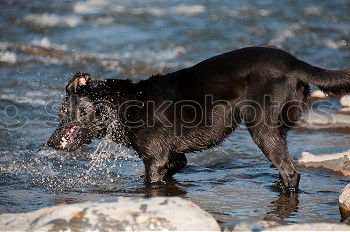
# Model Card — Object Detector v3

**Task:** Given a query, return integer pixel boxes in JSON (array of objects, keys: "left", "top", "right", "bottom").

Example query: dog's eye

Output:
[{"left": 60, "top": 107, "right": 68, "bottom": 116}]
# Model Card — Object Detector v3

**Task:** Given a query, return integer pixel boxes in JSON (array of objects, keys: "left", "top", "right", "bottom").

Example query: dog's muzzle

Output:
[{"left": 47, "top": 125, "right": 93, "bottom": 151}]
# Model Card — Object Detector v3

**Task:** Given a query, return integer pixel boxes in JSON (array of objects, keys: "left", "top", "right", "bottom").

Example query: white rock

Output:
[
  {"left": 0, "top": 197, "right": 220, "bottom": 231},
  {"left": 299, "top": 151, "right": 350, "bottom": 176},
  {"left": 264, "top": 223, "right": 350, "bottom": 231},
  {"left": 300, "top": 110, "right": 350, "bottom": 130},
  {"left": 310, "top": 90, "right": 327, "bottom": 100},
  {"left": 339, "top": 184, "right": 350, "bottom": 221},
  {"left": 341, "top": 95, "right": 350, "bottom": 107},
  {"left": 340, "top": 107, "right": 350, "bottom": 113},
  {"left": 299, "top": 151, "right": 350, "bottom": 163}
]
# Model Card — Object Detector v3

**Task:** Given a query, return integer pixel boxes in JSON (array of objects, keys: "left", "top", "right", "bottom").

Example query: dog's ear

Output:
[{"left": 66, "top": 72, "right": 92, "bottom": 94}]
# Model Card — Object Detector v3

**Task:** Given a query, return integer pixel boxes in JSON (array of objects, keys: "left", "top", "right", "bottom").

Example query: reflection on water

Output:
[
  {"left": 1, "top": 0, "right": 350, "bottom": 225},
  {"left": 265, "top": 193, "right": 299, "bottom": 223}
]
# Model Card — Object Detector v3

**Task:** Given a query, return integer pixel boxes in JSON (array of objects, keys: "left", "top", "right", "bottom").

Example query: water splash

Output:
[{"left": 0, "top": 139, "right": 141, "bottom": 192}]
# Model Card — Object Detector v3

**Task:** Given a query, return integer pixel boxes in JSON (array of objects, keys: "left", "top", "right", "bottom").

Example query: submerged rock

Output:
[
  {"left": 0, "top": 197, "right": 220, "bottom": 231},
  {"left": 340, "top": 184, "right": 350, "bottom": 221},
  {"left": 299, "top": 151, "right": 350, "bottom": 176}
]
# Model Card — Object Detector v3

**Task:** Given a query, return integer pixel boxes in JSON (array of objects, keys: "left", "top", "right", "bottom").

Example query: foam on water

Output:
[
  {"left": 74, "top": 0, "right": 110, "bottom": 14},
  {"left": 0, "top": 51, "right": 17, "bottom": 64},
  {"left": 24, "top": 13, "right": 82, "bottom": 28},
  {"left": 131, "top": 5, "right": 205, "bottom": 17},
  {"left": 74, "top": 0, "right": 205, "bottom": 17},
  {"left": 323, "top": 39, "right": 348, "bottom": 49},
  {"left": 1, "top": 89, "right": 63, "bottom": 106},
  {"left": 268, "top": 23, "right": 301, "bottom": 47},
  {"left": 0, "top": 42, "right": 17, "bottom": 64},
  {"left": 226, "top": 5, "right": 270, "bottom": 18},
  {"left": 169, "top": 4, "right": 206, "bottom": 15},
  {"left": 31, "top": 37, "right": 68, "bottom": 51},
  {"left": 132, "top": 7, "right": 166, "bottom": 17},
  {"left": 0, "top": 40, "right": 184, "bottom": 74}
]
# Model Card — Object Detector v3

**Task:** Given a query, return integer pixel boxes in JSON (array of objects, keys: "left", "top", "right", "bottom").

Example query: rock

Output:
[
  {"left": 300, "top": 110, "right": 350, "bottom": 131},
  {"left": 341, "top": 95, "right": 350, "bottom": 107},
  {"left": 0, "top": 197, "right": 220, "bottom": 231},
  {"left": 340, "top": 184, "right": 350, "bottom": 221},
  {"left": 265, "top": 223, "right": 350, "bottom": 231},
  {"left": 299, "top": 151, "right": 350, "bottom": 176},
  {"left": 340, "top": 107, "right": 350, "bottom": 113},
  {"left": 310, "top": 90, "right": 327, "bottom": 100},
  {"left": 225, "top": 221, "right": 350, "bottom": 232},
  {"left": 223, "top": 220, "right": 282, "bottom": 232}
]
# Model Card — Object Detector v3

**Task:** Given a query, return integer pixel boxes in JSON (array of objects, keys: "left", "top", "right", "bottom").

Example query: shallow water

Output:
[{"left": 1, "top": 0, "right": 350, "bottom": 226}]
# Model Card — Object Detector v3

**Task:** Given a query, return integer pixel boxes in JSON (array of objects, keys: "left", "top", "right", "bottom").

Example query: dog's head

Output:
[{"left": 47, "top": 72, "right": 114, "bottom": 151}]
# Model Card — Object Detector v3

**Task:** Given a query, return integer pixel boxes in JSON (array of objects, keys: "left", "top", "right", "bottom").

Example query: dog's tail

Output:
[{"left": 290, "top": 59, "right": 350, "bottom": 95}]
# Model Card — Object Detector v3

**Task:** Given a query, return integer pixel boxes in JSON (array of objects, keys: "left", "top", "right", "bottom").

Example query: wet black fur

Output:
[{"left": 48, "top": 46, "right": 350, "bottom": 191}]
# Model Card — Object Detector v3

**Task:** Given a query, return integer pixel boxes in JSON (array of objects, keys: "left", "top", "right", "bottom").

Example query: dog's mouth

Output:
[{"left": 47, "top": 125, "right": 93, "bottom": 152}]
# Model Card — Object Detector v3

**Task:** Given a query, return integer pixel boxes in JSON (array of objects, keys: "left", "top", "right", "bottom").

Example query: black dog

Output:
[{"left": 47, "top": 46, "right": 350, "bottom": 192}]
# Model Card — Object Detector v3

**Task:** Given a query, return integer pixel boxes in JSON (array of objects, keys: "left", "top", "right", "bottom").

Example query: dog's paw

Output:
[{"left": 273, "top": 180, "right": 299, "bottom": 194}]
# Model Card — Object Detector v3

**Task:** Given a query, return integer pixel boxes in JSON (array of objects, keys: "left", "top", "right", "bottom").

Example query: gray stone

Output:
[
  {"left": 225, "top": 221, "right": 350, "bottom": 232},
  {"left": 340, "top": 184, "right": 350, "bottom": 221},
  {"left": 223, "top": 220, "right": 282, "bottom": 232},
  {"left": 265, "top": 223, "right": 350, "bottom": 231},
  {"left": 0, "top": 197, "right": 220, "bottom": 231}
]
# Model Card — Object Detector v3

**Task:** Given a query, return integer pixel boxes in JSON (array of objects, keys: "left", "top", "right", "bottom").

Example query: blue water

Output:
[{"left": 0, "top": 0, "right": 350, "bottom": 226}]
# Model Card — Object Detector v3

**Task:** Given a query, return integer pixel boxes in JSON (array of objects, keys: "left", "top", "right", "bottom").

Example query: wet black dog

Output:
[{"left": 47, "top": 46, "right": 350, "bottom": 192}]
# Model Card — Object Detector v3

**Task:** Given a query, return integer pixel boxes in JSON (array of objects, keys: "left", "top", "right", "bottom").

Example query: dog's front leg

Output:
[{"left": 143, "top": 155, "right": 170, "bottom": 185}]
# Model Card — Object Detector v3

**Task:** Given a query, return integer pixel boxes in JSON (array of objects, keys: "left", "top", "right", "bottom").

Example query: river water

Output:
[{"left": 0, "top": 0, "right": 350, "bottom": 226}]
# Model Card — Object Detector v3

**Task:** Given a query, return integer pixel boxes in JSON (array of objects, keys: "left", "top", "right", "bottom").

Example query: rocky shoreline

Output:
[{"left": 1, "top": 190, "right": 350, "bottom": 231}]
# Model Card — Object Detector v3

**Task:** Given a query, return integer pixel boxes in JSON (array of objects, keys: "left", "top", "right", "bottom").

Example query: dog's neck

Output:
[
  {"left": 90, "top": 79, "right": 138, "bottom": 102},
  {"left": 89, "top": 79, "right": 142, "bottom": 144}
]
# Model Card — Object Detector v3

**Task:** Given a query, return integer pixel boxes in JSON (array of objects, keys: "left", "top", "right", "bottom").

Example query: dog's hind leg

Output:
[
  {"left": 164, "top": 153, "right": 187, "bottom": 180},
  {"left": 247, "top": 126, "right": 300, "bottom": 192}
]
